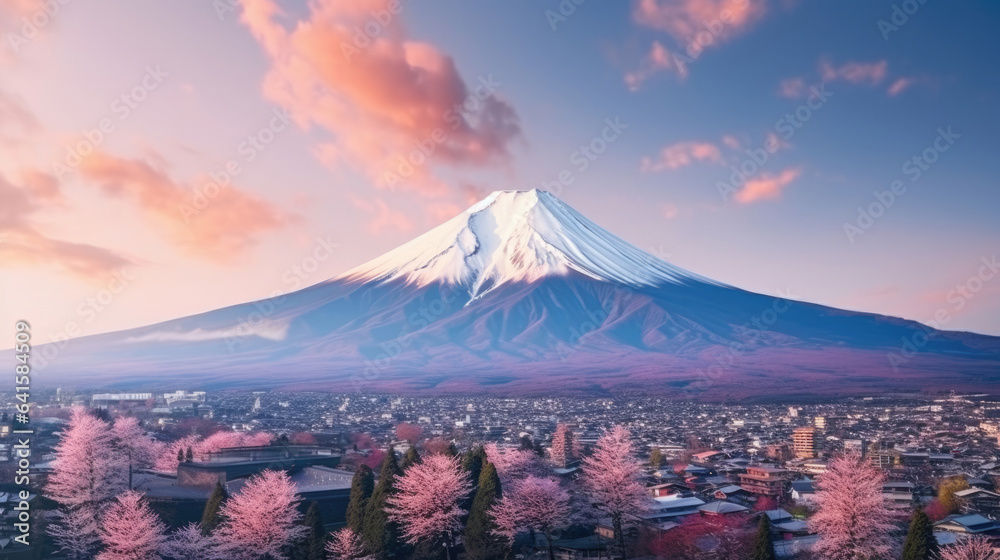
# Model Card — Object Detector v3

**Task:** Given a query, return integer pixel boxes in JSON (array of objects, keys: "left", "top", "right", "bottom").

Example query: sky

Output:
[{"left": 1, "top": 0, "right": 999, "bottom": 348}]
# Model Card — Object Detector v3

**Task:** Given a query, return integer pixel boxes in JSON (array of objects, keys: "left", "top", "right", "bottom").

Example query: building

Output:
[
  {"left": 813, "top": 416, "right": 826, "bottom": 431},
  {"left": 843, "top": 439, "right": 869, "bottom": 457},
  {"left": 739, "top": 466, "right": 791, "bottom": 497},
  {"left": 793, "top": 426, "right": 818, "bottom": 459},
  {"left": 92, "top": 393, "right": 153, "bottom": 408}
]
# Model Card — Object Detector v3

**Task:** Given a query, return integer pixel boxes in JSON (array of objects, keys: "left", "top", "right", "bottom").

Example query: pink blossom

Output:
[
  {"left": 940, "top": 536, "right": 998, "bottom": 560},
  {"left": 581, "top": 425, "right": 648, "bottom": 555},
  {"left": 111, "top": 416, "right": 160, "bottom": 489},
  {"left": 47, "top": 407, "right": 123, "bottom": 508},
  {"left": 809, "top": 452, "right": 898, "bottom": 560},
  {"left": 386, "top": 453, "right": 473, "bottom": 554},
  {"left": 484, "top": 443, "right": 544, "bottom": 485},
  {"left": 97, "top": 490, "right": 167, "bottom": 560},
  {"left": 491, "top": 475, "right": 572, "bottom": 560},
  {"left": 214, "top": 469, "right": 307, "bottom": 560},
  {"left": 326, "top": 527, "right": 371, "bottom": 560},
  {"left": 162, "top": 523, "right": 218, "bottom": 560}
]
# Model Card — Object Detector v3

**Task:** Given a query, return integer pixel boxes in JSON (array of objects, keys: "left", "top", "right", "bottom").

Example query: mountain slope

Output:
[{"left": 31, "top": 190, "right": 1000, "bottom": 399}]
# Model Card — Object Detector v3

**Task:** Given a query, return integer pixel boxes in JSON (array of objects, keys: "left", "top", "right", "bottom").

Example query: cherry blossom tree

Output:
[
  {"left": 48, "top": 407, "right": 123, "bottom": 507},
  {"left": 49, "top": 506, "right": 102, "bottom": 560},
  {"left": 97, "top": 490, "right": 167, "bottom": 560},
  {"left": 484, "top": 443, "right": 544, "bottom": 485},
  {"left": 112, "top": 416, "right": 160, "bottom": 489},
  {"left": 214, "top": 469, "right": 308, "bottom": 560},
  {"left": 396, "top": 422, "right": 423, "bottom": 443},
  {"left": 940, "top": 536, "right": 999, "bottom": 560},
  {"left": 156, "top": 434, "right": 201, "bottom": 473},
  {"left": 491, "top": 475, "right": 572, "bottom": 560},
  {"left": 386, "top": 453, "right": 473, "bottom": 560},
  {"left": 161, "top": 523, "right": 218, "bottom": 560},
  {"left": 809, "top": 452, "right": 898, "bottom": 560},
  {"left": 48, "top": 408, "right": 124, "bottom": 558},
  {"left": 549, "top": 424, "right": 575, "bottom": 468},
  {"left": 326, "top": 527, "right": 371, "bottom": 560},
  {"left": 581, "top": 425, "right": 649, "bottom": 558}
]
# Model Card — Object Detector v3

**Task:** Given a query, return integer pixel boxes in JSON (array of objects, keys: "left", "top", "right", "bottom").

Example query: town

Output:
[{"left": 0, "top": 389, "right": 998, "bottom": 558}]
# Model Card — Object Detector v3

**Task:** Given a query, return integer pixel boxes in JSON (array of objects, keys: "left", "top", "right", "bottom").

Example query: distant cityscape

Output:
[{"left": 4, "top": 389, "right": 1000, "bottom": 558}]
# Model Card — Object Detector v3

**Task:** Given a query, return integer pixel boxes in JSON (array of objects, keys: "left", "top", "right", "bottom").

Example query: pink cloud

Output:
[
  {"left": 641, "top": 140, "right": 722, "bottom": 172},
  {"left": 819, "top": 59, "right": 888, "bottom": 85},
  {"left": 625, "top": 41, "right": 687, "bottom": 89},
  {"left": 0, "top": 171, "right": 132, "bottom": 278},
  {"left": 734, "top": 167, "right": 801, "bottom": 204},
  {"left": 778, "top": 77, "right": 805, "bottom": 99},
  {"left": 887, "top": 77, "right": 913, "bottom": 96},
  {"left": 77, "top": 152, "right": 291, "bottom": 260},
  {"left": 633, "top": 0, "right": 767, "bottom": 42},
  {"left": 721, "top": 135, "right": 741, "bottom": 150},
  {"left": 238, "top": 0, "right": 521, "bottom": 196},
  {"left": 662, "top": 203, "right": 679, "bottom": 219}
]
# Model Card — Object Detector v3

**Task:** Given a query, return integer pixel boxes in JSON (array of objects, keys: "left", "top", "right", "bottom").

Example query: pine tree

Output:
[
  {"left": 446, "top": 442, "right": 459, "bottom": 457},
  {"left": 298, "top": 501, "right": 326, "bottom": 560},
  {"left": 402, "top": 446, "right": 421, "bottom": 470},
  {"left": 465, "top": 462, "right": 507, "bottom": 560},
  {"left": 346, "top": 465, "right": 375, "bottom": 532},
  {"left": 185, "top": 446, "right": 194, "bottom": 463},
  {"left": 201, "top": 482, "right": 228, "bottom": 535},
  {"left": 363, "top": 449, "right": 402, "bottom": 558},
  {"left": 751, "top": 514, "right": 776, "bottom": 560},
  {"left": 901, "top": 507, "right": 939, "bottom": 560},
  {"left": 177, "top": 448, "right": 185, "bottom": 463}
]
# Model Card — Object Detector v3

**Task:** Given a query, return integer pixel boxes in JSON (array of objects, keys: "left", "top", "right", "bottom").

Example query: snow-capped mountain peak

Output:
[{"left": 337, "top": 189, "right": 708, "bottom": 298}]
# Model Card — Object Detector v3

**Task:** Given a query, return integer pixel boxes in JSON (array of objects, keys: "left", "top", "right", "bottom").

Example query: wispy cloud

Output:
[
  {"left": 78, "top": 152, "right": 292, "bottom": 260},
  {"left": 641, "top": 140, "right": 722, "bottom": 171},
  {"left": 819, "top": 59, "right": 888, "bottom": 86},
  {"left": 632, "top": 0, "right": 767, "bottom": 41},
  {"left": 734, "top": 167, "right": 801, "bottom": 204},
  {"left": 0, "top": 171, "right": 133, "bottom": 278},
  {"left": 887, "top": 77, "right": 913, "bottom": 96},
  {"left": 349, "top": 195, "right": 414, "bottom": 234}
]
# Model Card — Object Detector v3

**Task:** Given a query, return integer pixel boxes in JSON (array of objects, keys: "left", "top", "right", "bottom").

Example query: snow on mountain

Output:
[
  {"left": 23, "top": 189, "right": 1000, "bottom": 399},
  {"left": 335, "top": 189, "right": 715, "bottom": 298}
]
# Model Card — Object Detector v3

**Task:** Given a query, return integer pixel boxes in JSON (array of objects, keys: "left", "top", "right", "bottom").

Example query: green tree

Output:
[
  {"left": 649, "top": 447, "right": 663, "bottom": 469},
  {"left": 296, "top": 501, "right": 326, "bottom": 560},
  {"left": 201, "top": 481, "right": 228, "bottom": 535},
  {"left": 402, "top": 446, "right": 421, "bottom": 470},
  {"left": 364, "top": 449, "right": 402, "bottom": 558},
  {"left": 185, "top": 446, "right": 194, "bottom": 463},
  {"left": 346, "top": 465, "right": 375, "bottom": 532},
  {"left": 901, "top": 508, "right": 939, "bottom": 560},
  {"left": 445, "top": 442, "right": 459, "bottom": 457},
  {"left": 751, "top": 514, "right": 776, "bottom": 560},
  {"left": 177, "top": 448, "right": 184, "bottom": 463},
  {"left": 465, "top": 462, "right": 507, "bottom": 560}
]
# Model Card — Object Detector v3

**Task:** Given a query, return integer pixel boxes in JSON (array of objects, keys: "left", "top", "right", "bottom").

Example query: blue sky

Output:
[{"left": 1, "top": 0, "right": 998, "bottom": 342}]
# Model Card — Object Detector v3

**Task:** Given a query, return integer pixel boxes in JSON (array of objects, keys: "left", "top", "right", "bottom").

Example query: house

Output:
[
  {"left": 760, "top": 509, "right": 795, "bottom": 524},
  {"left": 697, "top": 501, "right": 749, "bottom": 515},
  {"left": 739, "top": 466, "right": 791, "bottom": 497},
  {"left": 790, "top": 479, "right": 816, "bottom": 504},
  {"left": 935, "top": 514, "right": 1000, "bottom": 534},
  {"left": 692, "top": 450, "right": 726, "bottom": 463},
  {"left": 642, "top": 495, "right": 706, "bottom": 522},
  {"left": 955, "top": 488, "right": 1000, "bottom": 514},
  {"left": 713, "top": 485, "right": 751, "bottom": 503},
  {"left": 648, "top": 482, "right": 692, "bottom": 498},
  {"left": 774, "top": 520, "right": 811, "bottom": 537}
]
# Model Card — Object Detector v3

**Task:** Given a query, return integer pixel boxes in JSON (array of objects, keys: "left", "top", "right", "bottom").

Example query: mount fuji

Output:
[{"left": 32, "top": 190, "right": 1000, "bottom": 399}]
